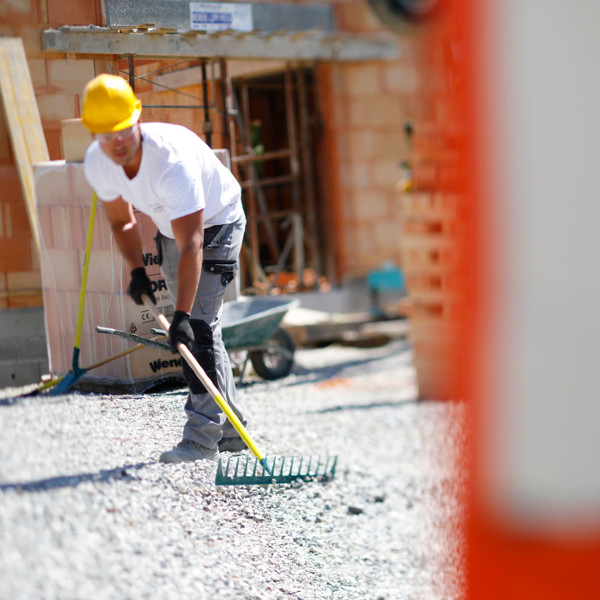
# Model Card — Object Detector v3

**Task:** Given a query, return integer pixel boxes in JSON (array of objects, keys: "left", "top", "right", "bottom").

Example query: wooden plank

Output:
[{"left": 0, "top": 38, "right": 49, "bottom": 257}]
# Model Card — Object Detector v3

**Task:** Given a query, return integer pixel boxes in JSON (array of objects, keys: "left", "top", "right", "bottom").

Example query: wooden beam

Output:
[{"left": 0, "top": 38, "right": 50, "bottom": 258}]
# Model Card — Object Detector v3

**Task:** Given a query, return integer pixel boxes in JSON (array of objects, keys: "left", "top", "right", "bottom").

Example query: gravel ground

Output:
[{"left": 0, "top": 339, "right": 465, "bottom": 600}]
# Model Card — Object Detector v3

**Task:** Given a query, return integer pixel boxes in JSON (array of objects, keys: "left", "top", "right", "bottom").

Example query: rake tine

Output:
[
  {"left": 314, "top": 456, "right": 322, "bottom": 477},
  {"left": 329, "top": 455, "right": 338, "bottom": 476},
  {"left": 215, "top": 453, "right": 339, "bottom": 485}
]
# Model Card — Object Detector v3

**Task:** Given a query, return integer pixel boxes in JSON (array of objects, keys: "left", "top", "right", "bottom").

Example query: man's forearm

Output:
[
  {"left": 112, "top": 224, "right": 145, "bottom": 271},
  {"left": 176, "top": 248, "right": 202, "bottom": 314}
]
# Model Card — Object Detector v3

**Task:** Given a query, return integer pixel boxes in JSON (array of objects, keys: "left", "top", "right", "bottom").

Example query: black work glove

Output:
[
  {"left": 127, "top": 267, "right": 156, "bottom": 305},
  {"left": 169, "top": 310, "right": 194, "bottom": 354}
]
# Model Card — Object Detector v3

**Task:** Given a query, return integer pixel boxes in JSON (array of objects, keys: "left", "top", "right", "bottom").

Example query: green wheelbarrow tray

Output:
[{"left": 221, "top": 296, "right": 299, "bottom": 381}]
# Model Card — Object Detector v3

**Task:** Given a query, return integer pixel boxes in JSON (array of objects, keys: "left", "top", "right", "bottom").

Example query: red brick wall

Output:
[
  {"left": 0, "top": 0, "right": 104, "bottom": 309},
  {"left": 0, "top": 0, "right": 448, "bottom": 300},
  {"left": 320, "top": 0, "right": 428, "bottom": 278}
]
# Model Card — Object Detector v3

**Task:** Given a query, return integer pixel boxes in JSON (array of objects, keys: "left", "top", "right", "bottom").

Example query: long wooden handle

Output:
[
  {"left": 144, "top": 299, "right": 266, "bottom": 462},
  {"left": 86, "top": 335, "right": 167, "bottom": 370}
]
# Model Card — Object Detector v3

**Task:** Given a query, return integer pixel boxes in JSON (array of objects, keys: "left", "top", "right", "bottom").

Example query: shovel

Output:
[
  {"left": 37, "top": 335, "right": 168, "bottom": 395},
  {"left": 143, "top": 297, "right": 337, "bottom": 486}
]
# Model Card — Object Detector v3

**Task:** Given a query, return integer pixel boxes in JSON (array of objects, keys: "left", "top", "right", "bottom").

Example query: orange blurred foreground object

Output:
[{"left": 453, "top": 0, "right": 600, "bottom": 597}]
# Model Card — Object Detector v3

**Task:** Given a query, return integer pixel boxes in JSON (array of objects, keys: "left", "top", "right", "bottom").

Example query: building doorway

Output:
[{"left": 230, "top": 67, "right": 330, "bottom": 294}]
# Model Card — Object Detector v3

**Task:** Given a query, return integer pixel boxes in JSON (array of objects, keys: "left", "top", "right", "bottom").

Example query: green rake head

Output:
[{"left": 215, "top": 455, "right": 338, "bottom": 486}]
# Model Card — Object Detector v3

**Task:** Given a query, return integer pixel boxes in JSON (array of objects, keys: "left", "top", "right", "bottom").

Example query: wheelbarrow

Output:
[
  {"left": 222, "top": 296, "right": 298, "bottom": 382},
  {"left": 96, "top": 296, "right": 298, "bottom": 383}
]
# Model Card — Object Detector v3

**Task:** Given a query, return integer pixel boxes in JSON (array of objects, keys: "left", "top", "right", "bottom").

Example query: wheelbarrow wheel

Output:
[{"left": 249, "top": 328, "right": 295, "bottom": 380}]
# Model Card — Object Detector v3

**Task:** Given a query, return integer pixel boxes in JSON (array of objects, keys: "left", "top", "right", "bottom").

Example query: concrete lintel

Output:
[{"left": 41, "top": 28, "right": 398, "bottom": 62}]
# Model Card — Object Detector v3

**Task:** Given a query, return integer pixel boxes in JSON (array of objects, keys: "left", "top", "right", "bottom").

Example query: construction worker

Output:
[{"left": 81, "top": 73, "right": 247, "bottom": 463}]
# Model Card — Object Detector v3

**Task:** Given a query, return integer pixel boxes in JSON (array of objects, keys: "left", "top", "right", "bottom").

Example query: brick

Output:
[
  {"left": 375, "top": 130, "right": 407, "bottom": 160},
  {"left": 14, "top": 24, "right": 46, "bottom": 59},
  {"left": 0, "top": 0, "right": 39, "bottom": 23},
  {"left": 347, "top": 131, "right": 377, "bottom": 161},
  {"left": 49, "top": 206, "right": 72, "bottom": 249},
  {"left": 47, "top": 59, "right": 95, "bottom": 94},
  {"left": 0, "top": 235, "right": 32, "bottom": 272},
  {"left": 351, "top": 190, "right": 388, "bottom": 220},
  {"left": 372, "top": 158, "right": 404, "bottom": 188},
  {"left": 37, "top": 94, "right": 77, "bottom": 124},
  {"left": 60, "top": 118, "right": 92, "bottom": 162},
  {"left": 372, "top": 219, "right": 403, "bottom": 251},
  {"left": 347, "top": 96, "right": 404, "bottom": 128},
  {"left": 34, "top": 162, "right": 70, "bottom": 206},
  {"left": 0, "top": 114, "right": 14, "bottom": 164},
  {"left": 343, "top": 64, "right": 381, "bottom": 96},
  {"left": 44, "top": 127, "right": 63, "bottom": 161},
  {"left": 27, "top": 58, "right": 47, "bottom": 92},
  {"left": 86, "top": 251, "right": 117, "bottom": 293},
  {"left": 6, "top": 269, "right": 42, "bottom": 292},
  {"left": 38, "top": 206, "right": 53, "bottom": 248},
  {"left": 344, "top": 162, "right": 369, "bottom": 190},
  {"left": 353, "top": 225, "right": 377, "bottom": 258},
  {"left": 47, "top": 0, "right": 98, "bottom": 26},
  {"left": 383, "top": 63, "right": 422, "bottom": 95},
  {"left": 41, "top": 248, "right": 80, "bottom": 291},
  {"left": 8, "top": 202, "right": 32, "bottom": 235},
  {"left": 1, "top": 180, "right": 24, "bottom": 208},
  {"left": 0, "top": 164, "right": 21, "bottom": 195},
  {"left": 69, "top": 163, "right": 94, "bottom": 202},
  {"left": 335, "top": 2, "right": 382, "bottom": 33}
]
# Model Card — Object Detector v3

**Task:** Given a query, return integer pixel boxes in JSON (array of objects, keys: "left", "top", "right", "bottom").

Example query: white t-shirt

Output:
[{"left": 83, "top": 122, "right": 243, "bottom": 239}]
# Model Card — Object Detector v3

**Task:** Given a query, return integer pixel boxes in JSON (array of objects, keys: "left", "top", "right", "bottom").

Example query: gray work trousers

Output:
[{"left": 158, "top": 214, "right": 247, "bottom": 448}]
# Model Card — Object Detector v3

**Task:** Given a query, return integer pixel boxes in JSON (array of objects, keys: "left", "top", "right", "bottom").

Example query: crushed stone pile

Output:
[{"left": 0, "top": 339, "right": 465, "bottom": 599}]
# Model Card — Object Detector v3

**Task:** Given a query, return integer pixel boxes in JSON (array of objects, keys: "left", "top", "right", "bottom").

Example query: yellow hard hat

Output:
[{"left": 81, "top": 74, "right": 142, "bottom": 134}]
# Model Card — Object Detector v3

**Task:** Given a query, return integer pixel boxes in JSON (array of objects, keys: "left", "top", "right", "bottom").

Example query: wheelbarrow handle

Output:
[{"left": 142, "top": 297, "right": 269, "bottom": 467}]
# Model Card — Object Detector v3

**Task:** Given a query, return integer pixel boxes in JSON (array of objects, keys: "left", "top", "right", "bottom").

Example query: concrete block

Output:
[{"left": 0, "top": 306, "right": 48, "bottom": 386}]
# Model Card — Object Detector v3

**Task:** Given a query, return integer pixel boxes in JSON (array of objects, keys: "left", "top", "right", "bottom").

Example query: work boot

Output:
[
  {"left": 159, "top": 439, "right": 218, "bottom": 464},
  {"left": 218, "top": 436, "right": 246, "bottom": 453}
]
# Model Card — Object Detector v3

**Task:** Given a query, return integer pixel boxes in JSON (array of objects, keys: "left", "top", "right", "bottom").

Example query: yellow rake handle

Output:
[
  {"left": 74, "top": 191, "right": 97, "bottom": 351},
  {"left": 144, "top": 299, "right": 266, "bottom": 463}
]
